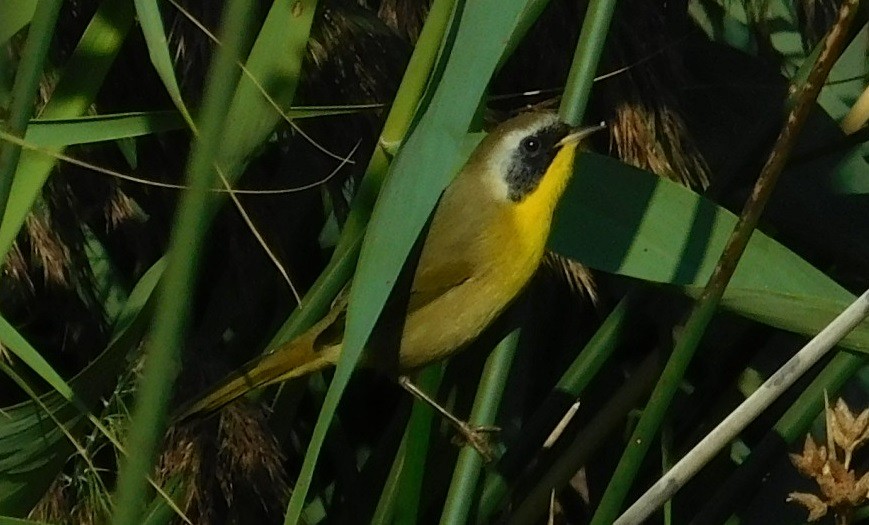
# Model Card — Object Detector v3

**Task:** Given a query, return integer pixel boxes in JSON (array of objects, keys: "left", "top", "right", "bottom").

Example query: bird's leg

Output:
[{"left": 398, "top": 375, "right": 500, "bottom": 462}]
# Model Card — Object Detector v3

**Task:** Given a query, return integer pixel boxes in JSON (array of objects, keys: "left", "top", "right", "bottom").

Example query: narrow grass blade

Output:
[
  {"left": 0, "top": 0, "right": 61, "bottom": 226},
  {"left": 23, "top": 111, "right": 184, "bottom": 147},
  {"left": 267, "top": 0, "right": 458, "bottom": 350},
  {"left": 477, "top": 294, "right": 638, "bottom": 520},
  {"left": 371, "top": 425, "right": 413, "bottom": 525},
  {"left": 110, "top": 1, "right": 255, "bottom": 522},
  {"left": 558, "top": 0, "right": 619, "bottom": 124},
  {"left": 215, "top": 0, "right": 317, "bottom": 185},
  {"left": 0, "top": 517, "right": 51, "bottom": 525},
  {"left": 133, "top": 0, "right": 194, "bottom": 124},
  {"left": 0, "top": 314, "right": 75, "bottom": 399},
  {"left": 507, "top": 351, "right": 665, "bottom": 525},
  {"left": 394, "top": 365, "right": 444, "bottom": 524},
  {"left": 0, "top": 258, "right": 163, "bottom": 515}
]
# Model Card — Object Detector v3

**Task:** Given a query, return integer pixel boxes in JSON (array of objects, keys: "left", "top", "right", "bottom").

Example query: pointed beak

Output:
[{"left": 556, "top": 122, "right": 606, "bottom": 148}]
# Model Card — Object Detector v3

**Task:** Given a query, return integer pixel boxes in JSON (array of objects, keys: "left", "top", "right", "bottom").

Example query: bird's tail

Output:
[{"left": 174, "top": 328, "right": 340, "bottom": 420}]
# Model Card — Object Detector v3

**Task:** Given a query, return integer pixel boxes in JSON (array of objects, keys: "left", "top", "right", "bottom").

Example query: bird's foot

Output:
[
  {"left": 398, "top": 375, "right": 501, "bottom": 463},
  {"left": 450, "top": 421, "right": 501, "bottom": 462}
]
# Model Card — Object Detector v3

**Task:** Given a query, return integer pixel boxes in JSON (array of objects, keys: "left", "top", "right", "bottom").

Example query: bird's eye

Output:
[{"left": 521, "top": 137, "right": 541, "bottom": 155}]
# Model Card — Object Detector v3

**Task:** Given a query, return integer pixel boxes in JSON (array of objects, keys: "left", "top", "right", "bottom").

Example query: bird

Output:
[{"left": 176, "top": 111, "right": 601, "bottom": 420}]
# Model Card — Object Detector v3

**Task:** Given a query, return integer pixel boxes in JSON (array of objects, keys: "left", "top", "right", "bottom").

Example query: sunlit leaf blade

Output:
[
  {"left": 0, "top": 0, "right": 135, "bottom": 265},
  {"left": 0, "top": 0, "right": 62, "bottom": 250},
  {"left": 24, "top": 111, "right": 185, "bottom": 147},
  {"left": 0, "top": 314, "right": 75, "bottom": 400},
  {"left": 266, "top": 0, "right": 458, "bottom": 352},
  {"left": 21, "top": 105, "right": 381, "bottom": 150},
  {"left": 550, "top": 152, "right": 867, "bottom": 350},
  {"left": 216, "top": 0, "right": 317, "bottom": 185}
]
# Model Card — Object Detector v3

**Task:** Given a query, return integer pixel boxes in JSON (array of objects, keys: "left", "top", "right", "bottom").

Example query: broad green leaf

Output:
[
  {"left": 550, "top": 152, "right": 867, "bottom": 351},
  {"left": 816, "top": 24, "right": 868, "bottom": 122}
]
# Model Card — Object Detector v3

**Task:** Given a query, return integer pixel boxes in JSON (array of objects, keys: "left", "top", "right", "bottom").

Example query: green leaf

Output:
[
  {"left": 24, "top": 111, "right": 185, "bottom": 147},
  {"left": 817, "top": 24, "right": 869, "bottom": 121},
  {"left": 216, "top": 0, "right": 317, "bottom": 185},
  {"left": 0, "top": 517, "right": 52, "bottom": 525},
  {"left": 0, "top": 0, "right": 135, "bottom": 266},
  {"left": 21, "top": 105, "right": 382, "bottom": 149},
  {"left": 133, "top": 0, "right": 194, "bottom": 124},
  {"left": 0, "top": 314, "right": 76, "bottom": 400},
  {"left": 550, "top": 152, "right": 867, "bottom": 350},
  {"left": 0, "top": 0, "right": 62, "bottom": 259}
]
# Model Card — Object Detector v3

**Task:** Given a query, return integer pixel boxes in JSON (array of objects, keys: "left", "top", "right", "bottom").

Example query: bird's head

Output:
[{"left": 463, "top": 112, "right": 603, "bottom": 206}]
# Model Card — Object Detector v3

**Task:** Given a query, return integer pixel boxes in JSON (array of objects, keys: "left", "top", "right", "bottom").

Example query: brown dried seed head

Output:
[
  {"left": 831, "top": 398, "right": 869, "bottom": 452},
  {"left": 790, "top": 435, "right": 827, "bottom": 477},
  {"left": 787, "top": 492, "right": 828, "bottom": 522}
]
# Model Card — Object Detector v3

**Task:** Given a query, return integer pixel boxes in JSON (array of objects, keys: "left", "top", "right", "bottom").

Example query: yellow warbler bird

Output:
[{"left": 178, "top": 111, "right": 599, "bottom": 418}]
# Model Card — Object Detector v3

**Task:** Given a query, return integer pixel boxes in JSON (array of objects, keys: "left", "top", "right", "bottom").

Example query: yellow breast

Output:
[{"left": 395, "top": 140, "right": 580, "bottom": 369}]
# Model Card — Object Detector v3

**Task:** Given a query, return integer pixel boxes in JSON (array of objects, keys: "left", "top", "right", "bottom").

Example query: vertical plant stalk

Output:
[
  {"left": 0, "top": 0, "right": 61, "bottom": 229},
  {"left": 559, "top": 0, "right": 619, "bottom": 125},
  {"left": 439, "top": 329, "right": 521, "bottom": 525},
  {"left": 110, "top": 1, "right": 255, "bottom": 524},
  {"left": 589, "top": 0, "right": 863, "bottom": 522}
]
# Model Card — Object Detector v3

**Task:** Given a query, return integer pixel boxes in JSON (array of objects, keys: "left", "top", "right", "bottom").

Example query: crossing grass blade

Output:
[
  {"left": 110, "top": 1, "right": 256, "bottom": 522},
  {"left": 133, "top": 0, "right": 194, "bottom": 125},
  {"left": 282, "top": 1, "right": 542, "bottom": 521}
]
